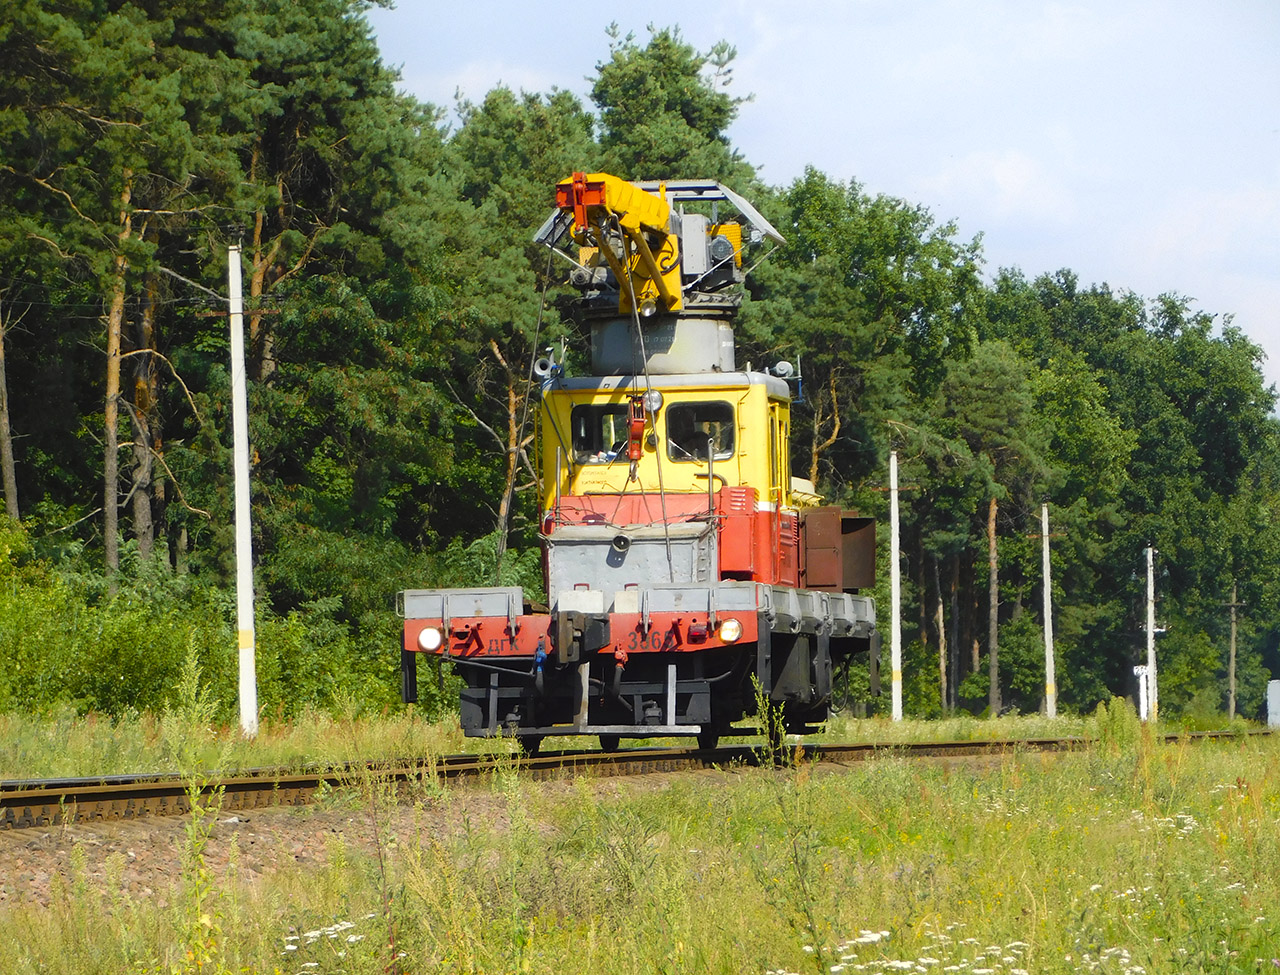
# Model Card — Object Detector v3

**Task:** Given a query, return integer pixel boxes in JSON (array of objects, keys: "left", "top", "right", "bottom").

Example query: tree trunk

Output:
[
  {"left": 948, "top": 555, "right": 960, "bottom": 710},
  {"left": 987, "top": 494, "right": 1000, "bottom": 715},
  {"left": 968, "top": 553, "right": 980, "bottom": 673},
  {"left": 490, "top": 340, "right": 523, "bottom": 575},
  {"left": 104, "top": 170, "right": 133, "bottom": 582},
  {"left": 249, "top": 198, "right": 277, "bottom": 382},
  {"left": 246, "top": 142, "right": 320, "bottom": 384},
  {"left": 129, "top": 270, "right": 159, "bottom": 559},
  {"left": 0, "top": 301, "right": 19, "bottom": 520},
  {"left": 248, "top": 144, "right": 285, "bottom": 382},
  {"left": 1223, "top": 578, "right": 1233, "bottom": 721},
  {"left": 915, "top": 538, "right": 928, "bottom": 645},
  {"left": 104, "top": 265, "right": 125, "bottom": 579},
  {"left": 933, "top": 557, "right": 947, "bottom": 712},
  {"left": 808, "top": 372, "right": 841, "bottom": 485},
  {"left": 492, "top": 369, "right": 519, "bottom": 571}
]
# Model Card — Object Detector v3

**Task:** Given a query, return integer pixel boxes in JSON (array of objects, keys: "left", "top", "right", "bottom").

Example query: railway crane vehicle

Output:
[{"left": 398, "top": 172, "right": 880, "bottom": 751}]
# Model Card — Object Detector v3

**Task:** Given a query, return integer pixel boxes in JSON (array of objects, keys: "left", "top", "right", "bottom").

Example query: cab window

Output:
[
  {"left": 666, "top": 401, "right": 734, "bottom": 461},
  {"left": 571, "top": 404, "right": 629, "bottom": 464}
]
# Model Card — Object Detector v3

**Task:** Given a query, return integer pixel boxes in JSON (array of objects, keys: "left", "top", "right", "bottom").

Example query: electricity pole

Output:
[
  {"left": 1145, "top": 545, "right": 1158, "bottom": 722},
  {"left": 889, "top": 450, "right": 902, "bottom": 722},
  {"left": 1225, "top": 582, "right": 1244, "bottom": 720},
  {"left": 229, "top": 245, "right": 258, "bottom": 737},
  {"left": 1041, "top": 503, "right": 1056, "bottom": 718}
]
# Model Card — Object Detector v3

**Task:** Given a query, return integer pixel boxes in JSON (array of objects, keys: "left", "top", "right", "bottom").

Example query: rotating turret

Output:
[{"left": 534, "top": 173, "right": 786, "bottom": 376}]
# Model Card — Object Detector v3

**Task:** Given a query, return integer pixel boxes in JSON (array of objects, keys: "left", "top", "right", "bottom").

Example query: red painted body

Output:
[{"left": 404, "top": 609, "right": 758, "bottom": 659}]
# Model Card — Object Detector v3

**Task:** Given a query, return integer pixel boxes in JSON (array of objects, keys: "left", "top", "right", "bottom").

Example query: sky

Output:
[{"left": 364, "top": 0, "right": 1280, "bottom": 390}]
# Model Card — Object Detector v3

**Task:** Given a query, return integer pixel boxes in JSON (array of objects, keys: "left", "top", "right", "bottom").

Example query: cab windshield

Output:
[
  {"left": 571, "top": 404, "right": 629, "bottom": 464},
  {"left": 666, "top": 401, "right": 734, "bottom": 461}
]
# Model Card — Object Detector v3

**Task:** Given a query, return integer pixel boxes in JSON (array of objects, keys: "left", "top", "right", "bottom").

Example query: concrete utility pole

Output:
[
  {"left": 889, "top": 450, "right": 902, "bottom": 722},
  {"left": 229, "top": 245, "right": 258, "bottom": 737},
  {"left": 1145, "top": 545, "right": 1158, "bottom": 722},
  {"left": 1226, "top": 581, "right": 1243, "bottom": 720},
  {"left": 987, "top": 496, "right": 999, "bottom": 716},
  {"left": 1134, "top": 664, "right": 1150, "bottom": 720},
  {"left": 1041, "top": 503, "right": 1056, "bottom": 719}
]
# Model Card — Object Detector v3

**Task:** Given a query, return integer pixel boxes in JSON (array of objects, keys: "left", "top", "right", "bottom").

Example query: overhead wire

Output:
[{"left": 608, "top": 211, "right": 675, "bottom": 582}]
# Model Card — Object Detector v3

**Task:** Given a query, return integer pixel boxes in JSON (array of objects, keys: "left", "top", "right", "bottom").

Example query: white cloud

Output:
[
  {"left": 1140, "top": 182, "right": 1280, "bottom": 275},
  {"left": 919, "top": 148, "right": 1078, "bottom": 223}
]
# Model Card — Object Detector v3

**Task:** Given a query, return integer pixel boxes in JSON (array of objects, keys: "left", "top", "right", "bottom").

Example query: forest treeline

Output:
[{"left": 1, "top": 2, "right": 1276, "bottom": 722}]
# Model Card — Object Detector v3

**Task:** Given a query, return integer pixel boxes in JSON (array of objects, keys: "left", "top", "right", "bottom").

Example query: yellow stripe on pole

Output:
[
  {"left": 892, "top": 670, "right": 903, "bottom": 682},
  {"left": 238, "top": 629, "right": 254, "bottom": 650}
]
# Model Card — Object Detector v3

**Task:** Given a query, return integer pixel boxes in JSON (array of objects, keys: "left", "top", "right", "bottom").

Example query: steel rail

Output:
[{"left": 1, "top": 729, "right": 1269, "bottom": 831}]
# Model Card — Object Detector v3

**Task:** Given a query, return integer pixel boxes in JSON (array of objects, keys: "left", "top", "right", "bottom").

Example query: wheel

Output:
[
  {"left": 517, "top": 735, "right": 544, "bottom": 756},
  {"left": 696, "top": 729, "right": 720, "bottom": 750},
  {"left": 598, "top": 734, "right": 621, "bottom": 752}
]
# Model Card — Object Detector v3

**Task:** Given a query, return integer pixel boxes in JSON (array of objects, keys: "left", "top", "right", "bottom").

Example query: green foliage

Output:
[
  {"left": 592, "top": 24, "right": 751, "bottom": 183},
  {"left": 1092, "top": 695, "right": 1141, "bottom": 754},
  {"left": 995, "top": 614, "right": 1048, "bottom": 712},
  {"left": 426, "top": 532, "right": 545, "bottom": 602},
  {"left": 0, "top": 521, "right": 432, "bottom": 720}
]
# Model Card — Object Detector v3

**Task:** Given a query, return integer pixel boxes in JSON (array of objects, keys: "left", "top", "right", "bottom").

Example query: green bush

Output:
[
  {"left": 0, "top": 521, "right": 422, "bottom": 721},
  {"left": 1091, "top": 695, "right": 1141, "bottom": 753}
]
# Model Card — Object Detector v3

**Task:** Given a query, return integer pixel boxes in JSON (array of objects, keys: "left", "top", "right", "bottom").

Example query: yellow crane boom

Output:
[{"left": 555, "top": 171, "right": 683, "bottom": 315}]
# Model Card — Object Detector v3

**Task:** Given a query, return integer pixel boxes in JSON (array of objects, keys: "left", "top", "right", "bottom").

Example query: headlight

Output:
[
  {"left": 417, "top": 626, "right": 444, "bottom": 652},
  {"left": 642, "top": 388, "right": 663, "bottom": 413},
  {"left": 718, "top": 618, "right": 743, "bottom": 643}
]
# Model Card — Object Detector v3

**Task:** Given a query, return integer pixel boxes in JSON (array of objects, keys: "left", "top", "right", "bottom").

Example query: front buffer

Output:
[{"left": 399, "top": 582, "right": 877, "bottom": 751}]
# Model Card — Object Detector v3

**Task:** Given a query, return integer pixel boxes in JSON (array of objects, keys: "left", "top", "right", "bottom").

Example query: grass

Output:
[
  {"left": 0, "top": 708, "right": 1250, "bottom": 780},
  {"left": 0, "top": 708, "right": 1079, "bottom": 780},
  {"left": 2, "top": 696, "right": 1248, "bottom": 781},
  {"left": 1, "top": 704, "right": 1278, "bottom": 973},
  {"left": 0, "top": 706, "right": 471, "bottom": 780}
]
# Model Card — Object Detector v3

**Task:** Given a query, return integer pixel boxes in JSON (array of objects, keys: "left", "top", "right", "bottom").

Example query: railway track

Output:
[{"left": 1, "top": 729, "right": 1268, "bottom": 831}]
